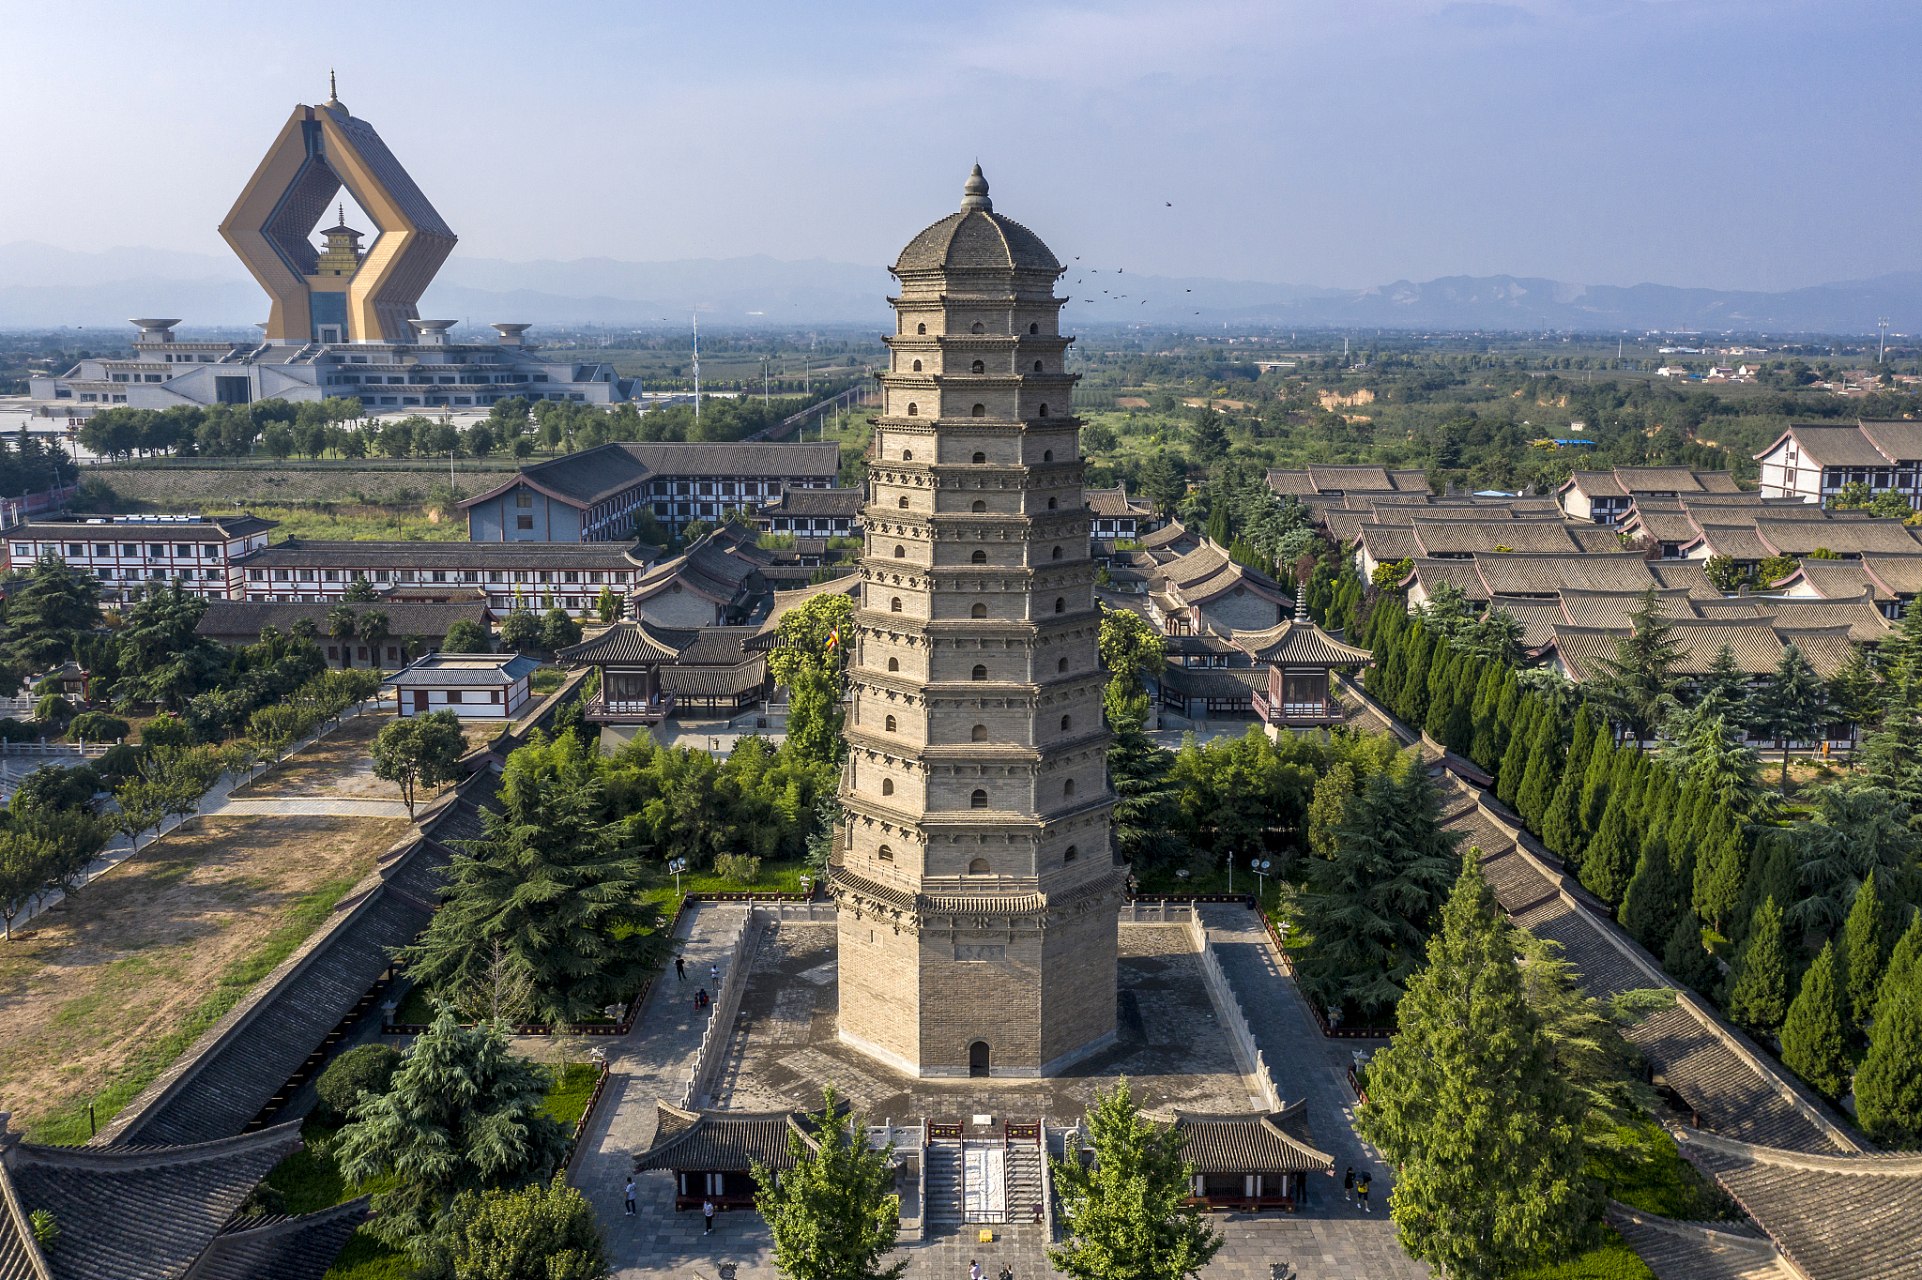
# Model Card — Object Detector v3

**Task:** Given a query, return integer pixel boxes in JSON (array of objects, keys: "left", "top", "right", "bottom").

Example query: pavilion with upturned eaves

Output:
[{"left": 1231, "top": 594, "right": 1373, "bottom": 734}]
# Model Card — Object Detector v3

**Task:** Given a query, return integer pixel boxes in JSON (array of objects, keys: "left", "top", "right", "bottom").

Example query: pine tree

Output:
[
  {"left": 1875, "top": 912, "right": 1922, "bottom": 1023},
  {"left": 1620, "top": 830, "right": 1679, "bottom": 951},
  {"left": 1296, "top": 755, "right": 1462, "bottom": 1019},
  {"left": 1442, "top": 663, "right": 1477, "bottom": 755},
  {"left": 1515, "top": 712, "right": 1563, "bottom": 832},
  {"left": 1731, "top": 840, "right": 1797, "bottom": 951},
  {"left": 1662, "top": 911, "right": 1721, "bottom": 994},
  {"left": 1842, "top": 871, "right": 1888, "bottom": 1028},
  {"left": 1048, "top": 1078, "right": 1223, "bottom": 1280},
  {"left": 1496, "top": 696, "right": 1537, "bottom": 810},
  {"left": 1753, "top": 642, "right": 1828, "bottom": 791},
  {"left": 1401, "top": 627, "right": 1435, "bottom": 727},
  {"left": 1590, "top": 587, "right": 1687, "bottom": 741},
  {"left": 1855, "top": 970, "right": 1922, "bottom": 1147},
  {"left": 1725, "top": 896, "right": 1790, "bottom": 1036},
  {"left": 1110, "top": 720, "right": 1188, "bottom": 871},
  {"left": 1356, "top": 854, "right": 1597, "bottom": 1279},
  {"left": 1692, "top": 805, "right": 1747, "bottom": 933},
  {"left": 1582, "top": 793, "right": 1637, "bottom": 907},
  {"left": 1491, "top": 668, "right": 1521, "bottom": 761},
  {"left": 1541, "top": 705, "right": 1596, "bottom": 863},
  {"left": 1468, "top": 662, "right": 1503, "bottom": 770},
  {"left": 1780, "top": 940, "right": 1853, "bottom": 1101},
  {"left": 335, "top": 1006, "right": 572, "bottom": 1263}
]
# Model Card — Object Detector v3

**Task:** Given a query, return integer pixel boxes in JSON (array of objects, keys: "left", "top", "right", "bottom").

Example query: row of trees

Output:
[{"left": 1352, "top": 578, "right": 1922, "bottom": 1143}]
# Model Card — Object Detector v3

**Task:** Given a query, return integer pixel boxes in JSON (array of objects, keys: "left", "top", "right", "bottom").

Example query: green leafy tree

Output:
[
  {"left": 1876, "top": 912, "right": 1922, "bottom": 1024},
  {"left": 752, "top": 1085, "right": 905, "bottom": 1280},
  {"left": 1580, "top": 790, "right": 1637, "bottom": 907},
  {"left": 1514, "top": 709, "right": 1562, "bottom": 832},
  {"left": 1752, "top": 642, "right": 1827, "bottom": 790},
  {"left": 344, "top": 575, "right": 378, "bottom": 602},
  {"left": 499, "top": 609, "right": 539, "bottom": 652},
  {"left": 315, "top": 1043, "right": 403, "bottom": 1124},
  {"left": 1662, "top": 911, "right": 1721, "bottom": 993},
  {"left": 1826, "top": 644, "right": 1882, "bottom": 741},
  {"left": 1725, "top": 896, "right": 1790, "bottom": 1035},
  {"left": 1540, "top": 704, "right": 1595, "bottom": 861},
  {"left": 1099, "top": 607, "right": 1165, "bottom": 705},
  {"left": 539, "top": 608, "right": 581, "bottom": 651},
  {"left": 1855, "top": 969, "right": 1922, "bottom": 1146},
  {"left": 110, "top": 584, "right": 227, "bottom": 710},
  {"left": 437, "top": 1176, "right": 610, "bottom": 1280},
  {"left": 1358, "top": 853, "right": 1597, "bottom": 1279},
  {"left": 1780, "top": 939, "right": 1852, "bottom": 1101},
  {"left": 335, "top": 1006, "right": 570, "bottom": 1265},
  {"left": 1048, "top": 1077, "right": 1222, "bottom": 1280},
  {"left": 328, "top": 604, "right": 359, "bottom": 668},
  {"left": 1620, "top": 831, "right": 1681, "bottom": 951},
  {"left": 372, "top": 710, "right": 468, "bottom": 816},
  {"left": 396, "top": 731, "right": 662, "bottom": 1025},
  {"left": 1296, "top": 752, "right": 1461, "bottom": 1019},
  {"left": 357, "top": 609, "right": 391, "bottom": 669},
  {"left": 1109, "top": 712, "right": 1186, "bottom": 871},
  {"left": 442, "top": 619, "right": 491, "bottom": 654},
  {"left": 595, "top": 585, "right": 620, "bottom": 624},
  {"left": 1789, "top": 785, "right": 1917, "bottom": 934},
  {"left": 1691, "top": 806, "right": 1747, "bottom": 933},
  {"left": 0, "top": 833, "right": 55, "bottom": 940}
]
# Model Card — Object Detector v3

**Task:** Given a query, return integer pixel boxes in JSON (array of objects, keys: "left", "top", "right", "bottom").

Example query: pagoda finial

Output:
[
  {"left": 325, "top": 70, "right": 347, "bottom": 114},
  {"left": 960, "top": 163, "right": 992, "bottom": 213},
  {"left": 337, "top": 202, "right": 345, "bottom": 226}
]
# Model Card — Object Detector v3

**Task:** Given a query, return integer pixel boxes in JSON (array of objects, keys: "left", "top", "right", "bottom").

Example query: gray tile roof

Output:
[
  {"left": 1680, "top": 1132, "right": 1922, "bottom": 1280},
  {"left": 1138, "top": 521, "right": 1196, "bottom": 550},
  {"left": 760, "top": 487, "right": 863, "bottom": 518},
  {"left": 1473, "top": 552, "right": 1655, "bottom": 596},
  {"left": 1756, "top": 518, "right": 1922, "bottom": 558},
  {"left": 557, "top": 620, "right": 686, "bottom": 665},
  {"left": 181, "top": 1198, "right": 370, "bottom": 1280},
  {"left": 633, "top": 1102, "right": 818, "bottom": 1173},
  {"left": 1085, "top": 485, "right": 1152, "bottom": 518},
  {"left": 1151, "top": 1103, "right": 1332, "bottom": 1174},
  {"left": 460, "top": 442, "right": 842, "bottom": 510},
  {"left": 1407, "top": 557, "right": 1491, "bottom": 602},
  {"left": 1410, "top": 519, "right": 1577, "bottom": 557},
  {"left": 1484, "top": 595, "right": 1567, "bottom": 650},
  {"left": 1645, "top": 560, "right": 1724, "bottom": 598},
  {"left": 22, "top": 514, "right": 277, "bottom": 539},
  {"left": 384, "top": 653, "right": 540, "bottom": 688},
  {"left": 1230, "top": 618, "right": 1373, "bottom": 667},
  {"left": 894, "top": 207, "right": 1061, "bottom": 273},
  {"left": 1854, "top": 418, "right": 1922, "bottom": 464},
  {"left": 2, "top": 1122, "right": 304, "bottom": 1280},
  {"left": 1771, "top": 424, "right": 1893, "bottom": 468}
]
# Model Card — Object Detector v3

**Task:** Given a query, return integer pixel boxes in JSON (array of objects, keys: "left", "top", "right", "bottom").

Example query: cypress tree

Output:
[
  {"left": 1583, "top": 791, "right": 1637, "bottom": 906},
  {"left": 1855, "top": 969, "right": 1922, "bottom": 1146},
  {"left": 1669, "top": 787, "right": 1709, "bottom": 863},
  {"left": 1725, "top": 896, "right": 1790, "bottom": 1035},
  {"left": 1662, "top": 911, "right": 1721, "bottom": 993},
  {"left": 1620, "top": 829, "right": 1679, "bottom": 950},
  {"left": 1515, "top": 711, "right": 1563, "bottom": 832},
  {"left": 1496, "top": 696, "right": 1537, "bottom": 810},
  {"left": 1780, "top": 939, "right": 1853, "bottom": 1102},
  {"left": 1875, "top": 911, "right": 1922, "bottom": 1024},
  {"left": 1842, "top": 871, "right": 1888, "bottom": 1028},
  {"left": 1541, "top": 705, "right": 1596, "bottom": 863},
  {"left": 1355, "top": 853, "right": 1596, "bottom": 1277},
  {"left": 1442, "top": 658, "right": 1478, "bottom": 755},
  {"left": 1468, "top": 662, "right": 1504, "bottom": 770},
  {"left": 1577, "top": 723, "right": 1616, "bottom": 845},
  {"left": 1490, "top": 668, "right": 1520, "bottom": 761},
  {"left": 1692, "top": 805, "right": 1746, "bottom": 934},
  {"left": 1402, "top": 628, "right": 1434, "bottom": 727},
  {"left": 1424, "top": 646, "right": 1458, "bottom": 740},
  {"left": 1731, "top": 839, "right": 1797, "bottom": 951},
  {"left": 1369, "top": 625, "right": 1403, "bottom": 703}
]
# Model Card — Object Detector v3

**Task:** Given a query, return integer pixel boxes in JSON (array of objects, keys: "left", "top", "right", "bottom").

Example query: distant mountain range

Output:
[{"left": 0, "top": 240, "right": 1913, "bottom": 335}]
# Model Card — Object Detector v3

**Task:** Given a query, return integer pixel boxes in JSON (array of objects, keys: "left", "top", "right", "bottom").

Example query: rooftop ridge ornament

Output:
[{"left": 959, "top": 163, "right": 992, "bottom": 213}]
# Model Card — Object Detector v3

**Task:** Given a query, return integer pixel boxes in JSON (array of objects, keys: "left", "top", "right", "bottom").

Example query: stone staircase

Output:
[
  {"left": 1607, "top": 1204, "right": 1795, "bottom": 1280},
  {"left": 1005, "top": 1144, "right": 1044, "bottom": 1226},
  {"left": 925, "top": 1143, "right": 963, "bottom": 1226}
]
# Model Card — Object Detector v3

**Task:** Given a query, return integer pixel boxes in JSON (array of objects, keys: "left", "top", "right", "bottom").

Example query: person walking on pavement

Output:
[
  {"left": 675, "top": 956, "right": 685, "bottom": 981},
  {"left": 1343, "top": 1166, "right": 1354, "bottom": 1202},
  {"left": 969, "top": 1262, "right": 982, "bottom": 1280},
  {"left": 1357, "top": 1170, "right": 1372, "bottom": 1213},
  {"left": 703, "top": 1198, "right": 716, "bottom": 1235},
  {"left": 623, "top": 1177, "right": 636, "bottom": 1216},
  {"left": 710, "top": 962, "right": 719, "bottom": 984}
]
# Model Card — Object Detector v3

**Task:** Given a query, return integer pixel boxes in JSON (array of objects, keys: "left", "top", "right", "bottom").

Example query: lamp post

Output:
[
  {"left": 1254, "top": 858, "right": 1272, "bottom": 907},
  {"left": 669, "top": 856, "right": 687, "bottom": 898},
  {"left": 1227, "top": 853, "right": 1234, "bottom": 895}
]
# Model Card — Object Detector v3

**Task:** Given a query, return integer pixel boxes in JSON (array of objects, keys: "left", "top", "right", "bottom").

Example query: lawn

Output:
[
  {"left": 191, "top": 501, "right": 467, "bottom": 542},
  {"left": 640, "top": 857, "right": 811, "bottom": 920},
  {"left": 1517, "top": 1231, "right": 1655, "bottom": 1280},
  {"left": 1587, "top": 1121, "right": 1741, "bottom": 1221},
  {"left": 0, "top": 815, "right": 409, "bottom": 1142}
]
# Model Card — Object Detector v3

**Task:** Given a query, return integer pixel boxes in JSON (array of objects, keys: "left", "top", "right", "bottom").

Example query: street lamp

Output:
[
  {"left": 1253, "top": 858, "right": 1272, "bottom": 906},
  {"left": 1227, "top": 853, "right": 1234, "bottom": 895},
  {"left": 669, "top": 856, "right": 688, "bottom": 897}
]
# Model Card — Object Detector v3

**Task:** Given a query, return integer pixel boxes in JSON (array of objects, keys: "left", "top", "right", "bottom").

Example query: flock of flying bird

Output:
[{"left": 1070, "top": 204, "right": 1202, "bottom": 313}]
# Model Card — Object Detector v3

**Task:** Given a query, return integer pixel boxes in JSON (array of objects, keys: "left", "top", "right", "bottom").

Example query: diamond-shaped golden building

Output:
[{"left": 219, "top": 78, "right": 456, "bottom": 345}]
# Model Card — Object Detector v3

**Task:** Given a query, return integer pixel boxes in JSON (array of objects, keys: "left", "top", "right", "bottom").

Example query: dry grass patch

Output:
[
  {"left": 0, "top": 815, "right": 411, "bottom": 1140},
  {"left": 232, "top": 712, "right": 493, "bottom": 801}
]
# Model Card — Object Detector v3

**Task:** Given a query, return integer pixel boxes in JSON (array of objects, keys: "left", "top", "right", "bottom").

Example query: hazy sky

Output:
[{"left": 8, "top": 0, "right": 1917, "bottom": 293}]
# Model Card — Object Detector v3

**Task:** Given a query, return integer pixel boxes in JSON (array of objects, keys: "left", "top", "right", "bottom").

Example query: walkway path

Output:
[
  {"left": 1199, "top": 902, "right": 1431, "bottom": 1280},
  {"left": 202, "top": 796, "right": 413, "bottom": 817}
]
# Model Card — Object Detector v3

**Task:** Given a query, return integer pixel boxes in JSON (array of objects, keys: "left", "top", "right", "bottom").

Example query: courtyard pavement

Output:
[{"left": 571, "top": 901, "right": 1435, "bottom": 1280}]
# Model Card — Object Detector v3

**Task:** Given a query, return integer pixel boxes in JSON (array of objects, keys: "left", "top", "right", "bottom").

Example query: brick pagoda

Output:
[{"left": 829, "top": 166, "right": 1125, "bottom": 1079}]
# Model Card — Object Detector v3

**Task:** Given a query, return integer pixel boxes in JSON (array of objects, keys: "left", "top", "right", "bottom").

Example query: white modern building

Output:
[
  {"left": 5, "top": 514, "right": 277, "bottom": 601},
  {"left": 386, "top": 652, "right": 539, "bottom": 719}
]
